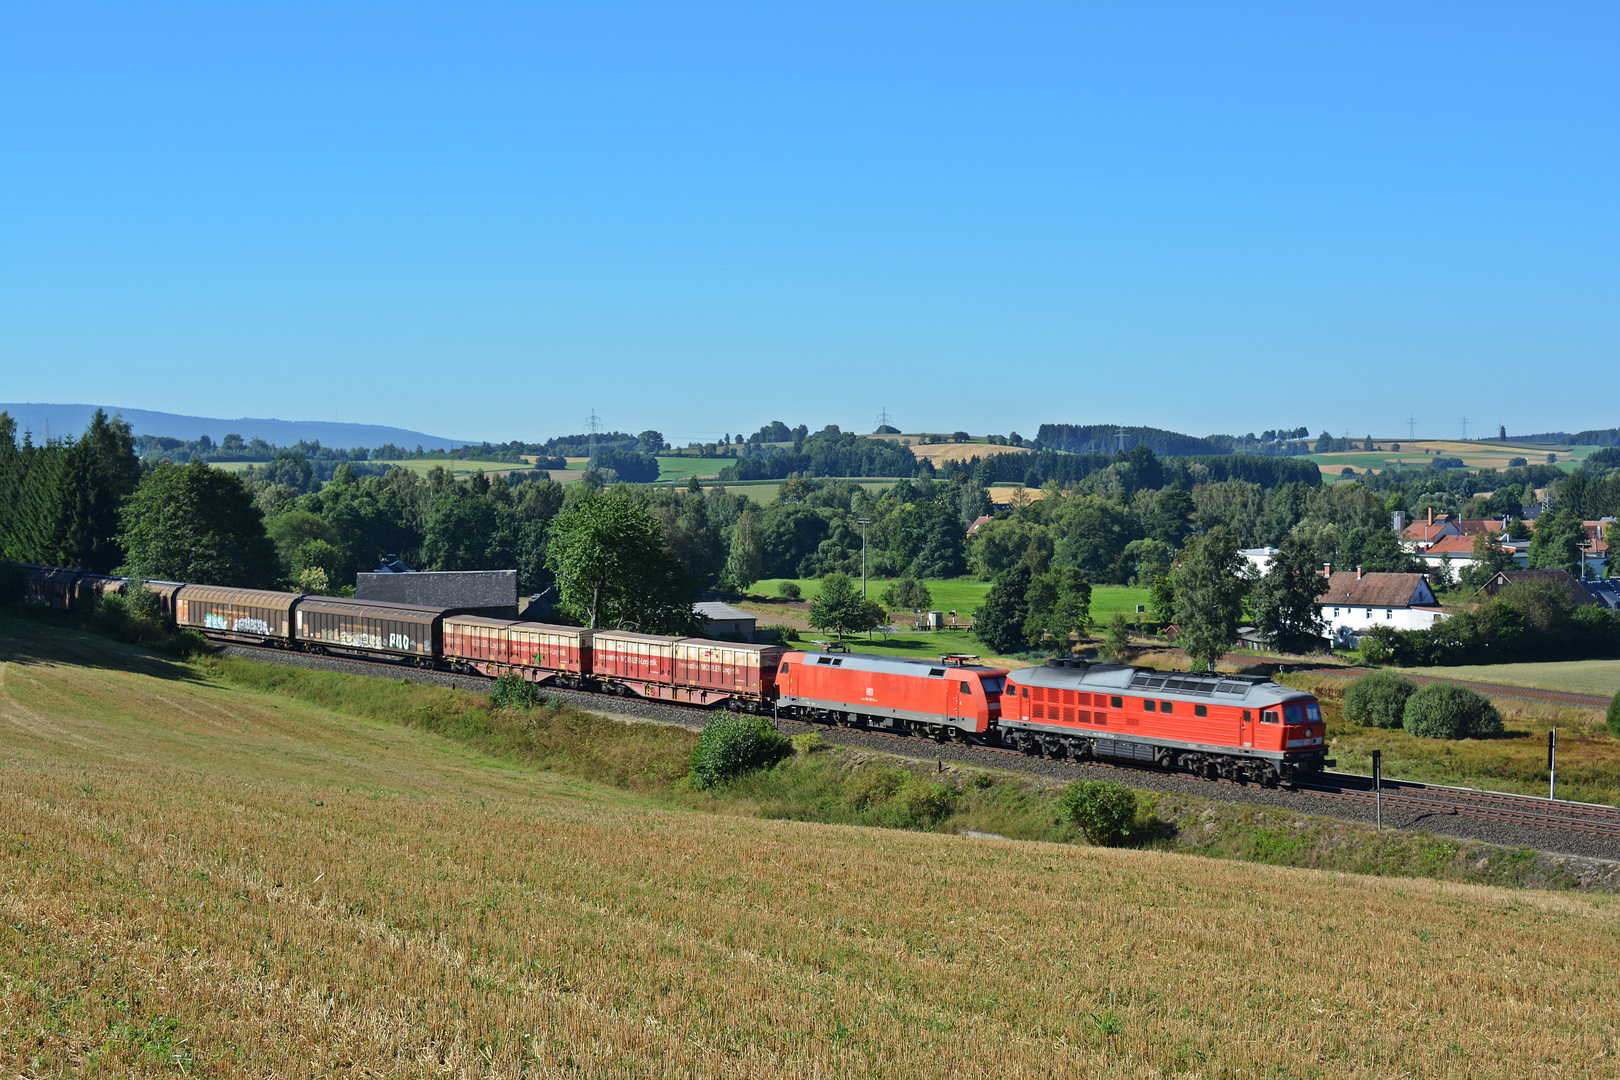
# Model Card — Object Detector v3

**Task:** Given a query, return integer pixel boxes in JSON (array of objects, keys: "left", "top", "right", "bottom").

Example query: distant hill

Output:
[{"left": 0, "top": 403, "right": 470, "bottom": 451}]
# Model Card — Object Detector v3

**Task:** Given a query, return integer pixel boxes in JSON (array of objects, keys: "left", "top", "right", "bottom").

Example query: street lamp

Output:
[{"left": 857, "top": 518, "right": 872, "bottom": 597}]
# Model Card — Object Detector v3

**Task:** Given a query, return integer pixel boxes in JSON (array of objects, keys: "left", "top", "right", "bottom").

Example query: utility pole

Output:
[
  {"left": 1407, "top": 415, "right": 1417, "bottom": 440},
  {"left": 585, "top": 409, "right": 602, "bottom": 460},
  {"left": 1460, "top": 415, "right": 1468, "bottom": 441},
  {"left": 875, "top": 407, "right": 893, "bottom": 432},
  {"left": 857, "top": 518, "right": 872, "bottom": 597}
]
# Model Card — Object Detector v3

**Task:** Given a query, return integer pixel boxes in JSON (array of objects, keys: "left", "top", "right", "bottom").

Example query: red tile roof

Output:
[{"left": 1418, "top": 536, "right": 1478, "bottom": 556}]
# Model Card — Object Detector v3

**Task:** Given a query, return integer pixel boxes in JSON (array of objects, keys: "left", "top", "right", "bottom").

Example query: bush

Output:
[
  {"left": 687, "top": 714, "right": 792, "bottom": 789},
  {"left": 1342, "top": 670, "right": 1418, "bottom": 728},
  {"left": 489, "top": 673, "right": 540, "bottom": 709},
  {"left": 1402, "top": 684, "right": 1503, "bottom": 739},
  {"left": 777, "top": 581, "right": 802, "bottom": 600},
  {"left": 1608, "top": 693, "right": 1620, "bottom": 739},
  {"left": 1057, "top": 779, "right": 1138, "bottom": 846}
]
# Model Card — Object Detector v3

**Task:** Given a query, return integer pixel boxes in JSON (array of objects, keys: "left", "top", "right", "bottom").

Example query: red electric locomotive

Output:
[
  {"left": 774, "top": 652, "right": 1009, "bottom": 741},
  {"left": 1001, "top": 660, "right": 1333, "bottom": 784}
]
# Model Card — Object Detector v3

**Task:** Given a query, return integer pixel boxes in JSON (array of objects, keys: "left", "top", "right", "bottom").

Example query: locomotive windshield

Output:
[
  {"left": 980, "top": 677, "right": 1006, "bottom": 695},
  {"left": 1283, "top": 703, "right": 1321, "bottom": 725}
]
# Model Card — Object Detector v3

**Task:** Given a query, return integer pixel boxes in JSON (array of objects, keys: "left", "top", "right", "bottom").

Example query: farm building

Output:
[
  {"left": 695, "top": 601, "right": 757, "bottom": 642},
  {"left": 1316, "top": 570, "right": 1447, "bottom": 647},
  {"left": 355, "top": 558, "right": 519, "bottom": 619}
]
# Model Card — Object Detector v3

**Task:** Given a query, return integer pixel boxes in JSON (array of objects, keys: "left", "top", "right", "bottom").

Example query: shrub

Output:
[
  {"left": 489, "top": 673, "right": 540, "bottom": 710},
  {"left": 1608, "top": 693, "right": 1620, "bottom": 739},
  {"left": 1057, "top": 779, "right": 1138, "bottom": 846},
  {"left": 777, "top": 581, "right": 802, "bottom": 600},
  {"left": 687, "top": 714, "right": 792, "bottom": 789},
  {"left": 844, "top": 765, "right": 905, "bottom": 810},
  {"left": 1342, "top": 670, "right": 1417, "bottom": 728},
  {"left": 1402, "top": 684, "right": 1503, "bottom": 739},
  {"left": 896, "top": 775, "right": 955, "bottom": 825}
]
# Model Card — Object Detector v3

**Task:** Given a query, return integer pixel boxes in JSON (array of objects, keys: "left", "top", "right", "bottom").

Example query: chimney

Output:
[
  {"left": 1323, "top": 562, "right": 1333, "bottom": 576},
  {"left": 1356, "top": 565, "right": 1364, "bottom": 580},
  {"left": 1393, "top": 510, "right": 1406, "bottom": 533},
  {"left": 1428, "top": 506, "right": 1434, "bottom": 527}
]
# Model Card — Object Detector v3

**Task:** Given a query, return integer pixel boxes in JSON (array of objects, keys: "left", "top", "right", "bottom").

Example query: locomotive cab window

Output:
[
  {"left": 1022, "top": 686, "right": 1029, "bottom": 698},
  {"left": 959, "top": 681, "right": 972, "bottom": 694},
  {"left": 1261, "top": 710, "right": 1281, "bottom": 724}
]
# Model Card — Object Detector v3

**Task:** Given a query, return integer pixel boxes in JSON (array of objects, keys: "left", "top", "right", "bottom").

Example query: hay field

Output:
[
  {"left": 1392, "top": 659, "right": 1620, "bottom": 699},
  {"left": 4, "top": 640, "right": 1619, "bottom": 1077}
]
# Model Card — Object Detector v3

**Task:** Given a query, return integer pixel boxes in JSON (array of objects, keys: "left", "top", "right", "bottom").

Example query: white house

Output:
[
  {"left": 1316, "top": 570, "right": 1448, "bottom": 647},
  {"left": 1238, "top": 547, "right": 1281, "bottom": 574}
]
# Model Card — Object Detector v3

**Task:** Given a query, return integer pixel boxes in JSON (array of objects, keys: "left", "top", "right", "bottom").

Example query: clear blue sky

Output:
[{"left": 2, "top": 2, "right": 1614, "bottom": 445}]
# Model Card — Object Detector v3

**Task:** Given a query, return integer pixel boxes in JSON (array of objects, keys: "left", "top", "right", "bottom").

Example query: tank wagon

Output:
[{"left": 1001, "top": 660, "right": 1334, "bottom": 784}]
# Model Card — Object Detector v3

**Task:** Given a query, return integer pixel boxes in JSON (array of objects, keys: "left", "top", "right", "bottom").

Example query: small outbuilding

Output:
[{"left": 695, "top": 601, "right": 757, "bottom": 642}]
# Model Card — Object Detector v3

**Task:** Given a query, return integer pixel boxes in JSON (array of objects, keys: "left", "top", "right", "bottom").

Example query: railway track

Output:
[
  {"left": 1297, "top": 773, "right": 1620, "bottom": 839},
  {"left": 220, "top": 642, "right": 1620, "bottom": 849}
]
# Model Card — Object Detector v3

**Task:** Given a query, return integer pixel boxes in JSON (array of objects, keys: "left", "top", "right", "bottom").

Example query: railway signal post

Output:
[
  {"left": 1371, "top": 749, "right": 1382, "bottom": 830},
  {"left": 1548, "top": 728, "right": 1557, "bottom": 801}
]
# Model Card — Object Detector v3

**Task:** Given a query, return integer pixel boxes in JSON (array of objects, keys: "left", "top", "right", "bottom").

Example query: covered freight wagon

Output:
[
  {"left": 442, "top": 617, "right": 593, "bottom": 683},
  {"left": 176, "top": 585, "right": 301, "bottom": 644},
  {"left": 20, "top": 565, "right": 80, "bottom": 610},
  {"left": 294, "top": 597, "right": 444, "bottom": 661},
  {"left": 591, "top": 631, "right": 785, "bottom": 706},
  {"left": 774, "top": 652, "right": 1008, "bottom": 738},
  {"left": 73, "top": 574, "right": 128, "bottom": 608}
]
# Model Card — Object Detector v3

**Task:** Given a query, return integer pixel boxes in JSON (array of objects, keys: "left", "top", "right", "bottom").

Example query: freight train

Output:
[{"left": 12, "top": 563, "right": 1334, "bottom": 785}]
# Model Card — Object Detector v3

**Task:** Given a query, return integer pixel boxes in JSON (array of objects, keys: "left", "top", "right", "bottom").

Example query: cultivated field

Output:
[
  {"left": 1393, "top": 660, "right": 1620, "bottom": 699},
  {"left": 1305, "top": 439, "right": 1596, "bottom": 479},
  {"left": 5, "top": 630, "right": 1620, "bottom": 1077},
  {"left": 366, "top": 458, "right": 536, "bottom": 478}
]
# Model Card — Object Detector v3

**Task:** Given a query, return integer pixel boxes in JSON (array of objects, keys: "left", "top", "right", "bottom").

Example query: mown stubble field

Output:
[{"left": 3, "top": 639, "right": 1618, "bottom": 1077}]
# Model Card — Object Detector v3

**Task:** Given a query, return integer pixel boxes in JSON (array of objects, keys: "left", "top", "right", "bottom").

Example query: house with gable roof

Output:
[{"left": 1315, "top": 569, "right": 1448, "bottom": 647}]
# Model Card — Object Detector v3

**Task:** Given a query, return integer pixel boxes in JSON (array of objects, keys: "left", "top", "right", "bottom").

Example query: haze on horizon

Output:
[{"left": 1, "top": 2, "right": 1614, "bottom": 445}]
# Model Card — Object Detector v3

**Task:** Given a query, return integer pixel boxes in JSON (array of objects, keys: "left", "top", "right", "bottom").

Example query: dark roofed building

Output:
[
  {"left": 354, "top": 560, "right": 519, "bottom": 619},
  {"left": 1481, "top": 569, "right": 1598, "bottom": 608},
  {"left": 695, "top": 601, "right": 756, "bottom": 642}
]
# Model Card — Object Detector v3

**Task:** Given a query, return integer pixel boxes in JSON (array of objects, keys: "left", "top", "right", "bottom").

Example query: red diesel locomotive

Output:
[
  {"left": 999, "top": 660, "right": 1333, "bottom": 784},
  {"left": 774, "top": 652, "right": 1010, "bottom": 741}
]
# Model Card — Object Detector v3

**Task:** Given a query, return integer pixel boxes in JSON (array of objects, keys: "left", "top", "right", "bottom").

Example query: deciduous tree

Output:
[
  {"left": 1172, "top": 526, "right": 1246, "bottom": 669},
  {"left": 545, "top": 487, "right": 697, "bottom": 633}
]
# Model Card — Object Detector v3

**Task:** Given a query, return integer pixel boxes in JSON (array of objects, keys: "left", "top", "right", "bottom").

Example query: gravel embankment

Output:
[{"left": 219, "top": 646, "right": 1620, "bottom": 868}]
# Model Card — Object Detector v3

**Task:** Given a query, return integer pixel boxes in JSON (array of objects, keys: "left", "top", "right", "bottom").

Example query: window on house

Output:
[{"left": 1386, "top": 609, "right": 1393, "bottom": 619}]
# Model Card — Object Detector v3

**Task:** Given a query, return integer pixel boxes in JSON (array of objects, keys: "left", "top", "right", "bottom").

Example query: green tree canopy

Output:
[
  {"left": 1248, "top": 535, "right": 1327, "bottom": 653},
  {"left": 1023, "top": 566, "right": 1092, "bottom": 648},
  {"left": 118, "top": 460, "right": 280, "bottom": 587},
  {"left": 1172, "top": 526, "right": 1247, "bottom": 669},
  {"left": 545, "top": 486, "right": 697, "bottom": 633},
  {"left": 807, "top": 572, "right": 872, "bottom": 638},
  {"left": 973, "top": 564, "right": 1033, "bottom": 655}
]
